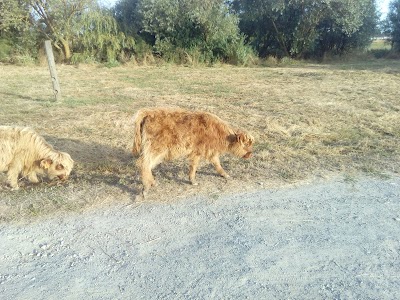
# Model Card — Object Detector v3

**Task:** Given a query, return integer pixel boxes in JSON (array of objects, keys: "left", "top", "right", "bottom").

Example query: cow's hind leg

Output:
[
  {"left": 189, "top": 156, "right": 201, "bottom": 185},
  {"left": 210, "top": 155, "right": 229, "bottom": 179},
  {"left": 138, "top": 152, "right": 166, "bottom": 194},
  {"left": 138, "top": 158, "right": 156, "bottom": 193}
]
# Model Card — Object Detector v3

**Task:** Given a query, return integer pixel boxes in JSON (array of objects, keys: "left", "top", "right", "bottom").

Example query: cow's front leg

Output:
[
  {"left": 189, "top": 156, "right": 201, "bottom": 185},
  {"left": 7, "top": 163, "right": 22, "bottom": 190},
  {"left": 211, "top": 155, "right": 229, "bottom": 179},
  {"left": 27, "top": 172, "right": 39, "bottom": 183}
]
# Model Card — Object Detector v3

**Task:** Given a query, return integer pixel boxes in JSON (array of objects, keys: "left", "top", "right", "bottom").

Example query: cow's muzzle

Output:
[
  {"left": 58, "top": 174, "right": 67, "bottom": 180},
  {"left": 243, "top": 152, "right": 252, "bottom": 159}
]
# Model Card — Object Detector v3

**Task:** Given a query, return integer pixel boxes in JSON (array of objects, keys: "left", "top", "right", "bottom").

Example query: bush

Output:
[
  {"left": 138, "top": 0, "right": 252, "bottom": 65},
  {"left": 70, "top": 53, "right": 98, "bottom": 65},
  {"left": 0, "top": 38, "right": 12, "bottom": 62},
  {"left": 369, "top": 49, "right": 391, "bottom": 58}
]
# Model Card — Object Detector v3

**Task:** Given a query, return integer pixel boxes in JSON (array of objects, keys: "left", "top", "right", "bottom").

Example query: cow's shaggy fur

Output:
[
  {"left": 132, "top": 107, "right": 254, "bottom": 194},
  {"left": 0, "top": 126, "right": 74, "bottom": 190}
]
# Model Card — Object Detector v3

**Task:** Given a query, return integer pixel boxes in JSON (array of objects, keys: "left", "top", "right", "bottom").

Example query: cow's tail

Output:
[{"left": 132, "top": 109, "right": 148, "bottom": 156}]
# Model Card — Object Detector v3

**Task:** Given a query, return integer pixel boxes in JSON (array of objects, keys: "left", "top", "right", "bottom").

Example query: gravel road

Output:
[{"left": 1, "top": 175, "right": 399, "bottom": 299}]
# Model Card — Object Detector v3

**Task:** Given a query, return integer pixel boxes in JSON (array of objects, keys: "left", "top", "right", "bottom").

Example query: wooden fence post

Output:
[{"left": 44, "top": 40, "right": 61, "bottom": 101}]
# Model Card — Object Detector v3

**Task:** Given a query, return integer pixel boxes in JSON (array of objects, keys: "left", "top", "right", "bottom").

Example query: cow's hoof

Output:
[
  {"left": 135, "top": 193, "right": 145, "bottom": 202},
  {"left": 149, "top": 180, "right": 157, "bottom": 187}
]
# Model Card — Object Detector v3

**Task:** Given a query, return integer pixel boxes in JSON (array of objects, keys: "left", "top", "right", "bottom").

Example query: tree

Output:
[
  {"left": 114, "top": 0, "right": 143, "bottom": 39},
  {"left": 28, "top": 0, "right": 95, "bottom": 60},
  {"left": 231, "top": 0, "right": 378, "bottom": 58},
  {"left": 137, "top": 0, "right": 251, "bottom": 63},
  {"left": 386, "top": 0, "right": 400, "bottom": 51},
  {"left": 0, "top": 0, "right": 31, "bottom": 33},
  {"left": 0, "top": 0, "right": 38, "bottom": 62},
  {"left": 314, "top": 0, "right": 378, "bottom": 57},
  {"left": 1, "top": 0, "right": 135, "bottom": 63},
  {"left": 74, "top": 7, "right": 135, "bottom": 63}
]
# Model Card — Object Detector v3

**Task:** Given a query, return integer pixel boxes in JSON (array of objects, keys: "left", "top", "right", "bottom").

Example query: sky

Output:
[{"left": 378, "top": 0, "right": 390, "bottom": 18}]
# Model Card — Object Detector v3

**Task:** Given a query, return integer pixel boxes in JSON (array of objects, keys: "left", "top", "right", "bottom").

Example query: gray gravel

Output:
[{"left": 1, "top": 175, "right": 399, "bottom": 299}]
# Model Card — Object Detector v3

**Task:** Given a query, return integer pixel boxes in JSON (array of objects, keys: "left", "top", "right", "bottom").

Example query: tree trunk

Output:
[
  {"left": 60, "top": 38, "right": 72, "bottom": 61},
  {"left": 270, "top": 18, "right": 291, "bottom": 58}
]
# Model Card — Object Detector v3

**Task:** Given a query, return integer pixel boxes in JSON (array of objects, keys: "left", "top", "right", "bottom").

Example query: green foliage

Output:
[
  {"left": 387, "top": 0, "right": 400, "bottom": 51},
  {"left": 73, "top": 7, "right": 135, "bottom": 63},
  {"left": 314, "top": 0, "right": 378, "bottom": 57},
  {"left": 0, "top": 38, "right": 13, "bottom": 61},
  {"left": 232, "top": 0, "right": 378, "bottom": 58},
  {"left": 136, "top": 0, "right": 253, "bottom": 64},
  {"left": 0, "top": 0, "right": 38, "bottom": 63},
  {"left": 0, "top": 0, "right": 31, "bottom": 32},
  {"left": 0, "top": 30, "right": 39, "bottom": 64},
  {"left": 0, "top": 0, "right": 384, "bottom": 64},
  {"left": 28, "top": 0, "right": 95, "bottom": 60},
  {"left": 114, "top": 0, "right": 145, "bottom": 39},
  {"left": 0, "top": 0, "right": 135, "bottom": 63}
]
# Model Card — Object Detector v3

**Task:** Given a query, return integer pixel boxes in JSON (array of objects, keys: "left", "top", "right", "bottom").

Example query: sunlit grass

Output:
[{"left": 0, "top": 60, "right": 399, "bottom": 221}]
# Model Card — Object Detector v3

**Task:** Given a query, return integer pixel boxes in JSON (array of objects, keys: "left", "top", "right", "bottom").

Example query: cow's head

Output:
[
  {"left": 40, "top": 152, "right": 74, "bottom": 181},
  {"left": 229, "top": 131, "right": 254, "bottom": 159}
]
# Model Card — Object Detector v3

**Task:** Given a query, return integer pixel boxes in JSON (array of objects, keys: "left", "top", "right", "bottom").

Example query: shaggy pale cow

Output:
[
  {"left": 132, "top": 107, "right": 254, "bottom": 194},
  {"left": 0, "top": 126, "right": 74, "bottom": 190}
]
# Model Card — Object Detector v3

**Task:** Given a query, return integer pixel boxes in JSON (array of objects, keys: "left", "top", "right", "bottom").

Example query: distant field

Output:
[
  {"left": 369, "top": 39, "right": 392, "bottom": 50},
  {"left": 0, "top": 60, "right": 399, "bottom": 221}
]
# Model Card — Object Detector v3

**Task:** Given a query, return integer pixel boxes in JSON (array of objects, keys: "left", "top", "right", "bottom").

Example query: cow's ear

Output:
[{"left": 40, "top": 159, "right": 53, "bottom": 169}]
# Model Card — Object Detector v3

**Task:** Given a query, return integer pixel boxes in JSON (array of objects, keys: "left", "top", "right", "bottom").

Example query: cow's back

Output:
[
  {"left": 0, "top": 127, "right": 25, "bottom": 170},
  {"left": 0, "top": 127, "right": 41, "bottom": 170},
  {"left": 141, "top": 108, "right": 232, "bottom": 159}
]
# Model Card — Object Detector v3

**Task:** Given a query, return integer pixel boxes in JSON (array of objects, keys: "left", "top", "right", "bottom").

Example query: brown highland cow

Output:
[{"left": 132, "top": 107, "right": 254, "bottom": 194}]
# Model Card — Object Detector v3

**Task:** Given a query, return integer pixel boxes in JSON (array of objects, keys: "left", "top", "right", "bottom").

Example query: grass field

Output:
[
  {"left": 369, "top": 39, "right": 392, "bottom": 51},
  {"left": 0, "top": 59, "right": 399, "bottom": 221}
]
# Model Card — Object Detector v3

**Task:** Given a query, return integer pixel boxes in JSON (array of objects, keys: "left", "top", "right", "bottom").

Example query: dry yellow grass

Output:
[{"left": 0, "top": 60, "right": 399, "bottom": 221}]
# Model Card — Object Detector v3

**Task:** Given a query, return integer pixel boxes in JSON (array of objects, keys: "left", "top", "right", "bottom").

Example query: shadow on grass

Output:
[
  {"left": 43, "top": 135, "right": 141, "bottom": 195},
  {"left": 42, "top": 136, "right": 222, "bottom": 195},
  {"left": 153, "top": 161, "right": 225, "bottom": 186},
  {"left": 1, "top": 135, "right": 247, "bottom": 198},
  {"left": 0, "top": 91, "right": 52, "bottom": 102}
]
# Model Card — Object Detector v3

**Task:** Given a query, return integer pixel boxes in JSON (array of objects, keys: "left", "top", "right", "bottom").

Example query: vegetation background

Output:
[{"left": 1, "top": 0, "right": 400, "bottom": 65}]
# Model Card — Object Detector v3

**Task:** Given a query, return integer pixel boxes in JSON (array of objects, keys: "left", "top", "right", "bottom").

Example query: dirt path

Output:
[{"left": 1, "top": 175, "right": 399, "bottom": 299}]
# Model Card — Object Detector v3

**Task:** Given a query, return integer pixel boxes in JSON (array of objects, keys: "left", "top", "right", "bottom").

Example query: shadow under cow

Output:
[
  {"left": 42, "top": 136, "right": 221, "bottom": 195},
  {"left": 0, "top": 135, "right": 236, "bottom": 195},
  {"left": 43, "top": 136, "right": 140, "bottom": 194}
]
